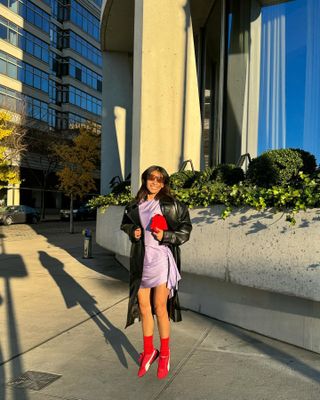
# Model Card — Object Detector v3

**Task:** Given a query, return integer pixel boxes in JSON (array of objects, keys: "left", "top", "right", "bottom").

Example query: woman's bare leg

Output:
[
  {"left": 138, "top": 288, "right": 154, "bottom": 336},
  {"left": 153, "top": 283, "right": 170, "bottom": 338}
]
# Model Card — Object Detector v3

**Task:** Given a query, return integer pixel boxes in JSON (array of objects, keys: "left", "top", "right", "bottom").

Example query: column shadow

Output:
[
  {"left": 38, "top": 251, "right": 139, "bottom": 368},
  {"left": 201, "top": 313, "right": 320, "bottom": 384},
  {"left": 0, "top": 254, "right": 29, "bottom": 400}
]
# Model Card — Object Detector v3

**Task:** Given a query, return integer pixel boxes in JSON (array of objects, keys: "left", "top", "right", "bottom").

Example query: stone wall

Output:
[{"left": 96, "top": 205, "right": 320, "bottom": 353}]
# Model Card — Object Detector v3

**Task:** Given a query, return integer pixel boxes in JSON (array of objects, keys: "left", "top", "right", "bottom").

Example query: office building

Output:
[{"left": 0, "top": 0, "right": 102, "bottom": 209}]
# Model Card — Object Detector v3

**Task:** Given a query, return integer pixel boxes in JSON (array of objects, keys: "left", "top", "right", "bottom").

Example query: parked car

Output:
[
  {"left": 0, "top": 205, "right": 40, "bottom": 226},
  {"left": 60, "top": 204, "right": 96, "bottom": 221}
]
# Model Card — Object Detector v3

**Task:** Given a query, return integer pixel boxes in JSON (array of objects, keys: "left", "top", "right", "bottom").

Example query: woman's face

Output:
[{"left": 146, "top": 170, "right": 165, "bottom": 196}]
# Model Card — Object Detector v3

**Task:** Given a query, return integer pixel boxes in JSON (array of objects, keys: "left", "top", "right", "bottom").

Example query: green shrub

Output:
[
  {"left": 88, "top": 185, "right": 133, "bottom": 210},
  {"left": 190, "top": 167, "right": 214, "bottom": 188},
  {"left": 210, "top": 164, "right": 245, "bottom": 185},
  {"left": 173, "top": 181, "right": 229, "bottom": 208},
  {"left": 111, "top": 180, "right": 130, "bottom": 195},
  {"left": 246, "top": 149, "right": 304, "bottom": 187},
  {"left": 169, "top": 170, "right": 200, "bottom": 190},
  {"left": 89, "top": 149, "right": 320, "bottom": 225},
  {"left": 292, "top": 149, "right": 317, "bottom": 175}
]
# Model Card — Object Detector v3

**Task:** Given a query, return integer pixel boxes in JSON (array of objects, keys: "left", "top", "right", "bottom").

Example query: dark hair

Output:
[{"left": 136, "top": 165, "right": 174, "bottom": 202}]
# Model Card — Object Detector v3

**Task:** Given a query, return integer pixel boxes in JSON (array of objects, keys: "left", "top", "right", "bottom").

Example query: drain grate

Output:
[{"left": 7, "top": 371, "right": 62, "bottom": 391}]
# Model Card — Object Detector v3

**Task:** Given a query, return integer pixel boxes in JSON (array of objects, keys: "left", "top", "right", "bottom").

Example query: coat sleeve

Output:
[
  {"left": 161, "top": 202, "right": 192, "bottom": 246},
  {"left": 120, "top": 207, "right": 140, "bottom": 243}
]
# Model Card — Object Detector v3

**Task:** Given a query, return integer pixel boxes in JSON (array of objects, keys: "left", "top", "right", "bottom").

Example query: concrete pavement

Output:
[{"left": 0, "top": 221, "right": 320, "bottom": 400}]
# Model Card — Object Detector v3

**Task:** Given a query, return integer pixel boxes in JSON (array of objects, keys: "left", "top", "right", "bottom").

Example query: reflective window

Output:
[
  {"left": 0, "top": 50, "right": 21, "bottom": 79},
  {"left": 0, "top": 22, "right": 6, "bottom": 39},
  {"left": 52, "top": 111, "right": 101, "bottom": 133},
  {"left": 0, "top": 84, "right": 49, "bottom": 122},
  {"left": 1, "top": 0, "right": 50, "bottom": 33},
  {"left": 68, "top": 0, "right": 100, "bottom": 41},
  {"left": 66, "top": 58, "right": 102, "bottom": 91},
  {"left": 0, "top": 16, "right": 49, "bottom": 63},
  {"left": 64, "top": 30, "right": 102, "bottom": 66},
  {"left": 48, "top": 107, "right": 57, "bottom": 128},
  {"left": 258, "top": 0, "right": 320, "bottom": 163},
  {"left": 50, "top": 23, "right": 62, "bottom": 49},
  {"left": 0, "top": 50, "right": 49, "bottom": 93},
  {"left": 49, "top": 79, "right": 57, "bottom": 103},
  {"left": 59, "top": 85, "right": 101, "bottom": 115},
  {"left": 49, "top": 52, "right": 62, "bottom": 77}
]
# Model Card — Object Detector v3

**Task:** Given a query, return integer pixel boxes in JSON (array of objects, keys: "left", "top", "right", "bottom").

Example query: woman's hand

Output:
[
  {"left": 152, "top": 228, "right": 164, "bottom": 242},
  {"left": 134, "top": 228, "right": 142, "bottom": 240}
]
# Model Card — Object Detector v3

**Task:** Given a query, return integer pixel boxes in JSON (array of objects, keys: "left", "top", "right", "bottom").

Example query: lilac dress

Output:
[{"left": 138, "top": 199, "right": 181, "bottom": 298}]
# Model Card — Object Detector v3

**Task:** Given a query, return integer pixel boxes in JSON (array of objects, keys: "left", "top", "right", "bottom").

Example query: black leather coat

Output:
[{"left": 120, "top": 197, "right": 192, "bottom": 328}]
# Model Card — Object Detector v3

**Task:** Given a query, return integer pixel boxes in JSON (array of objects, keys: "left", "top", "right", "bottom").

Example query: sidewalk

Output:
[{"left": 0, "top": 223, "right": 320, "bottom": 400}]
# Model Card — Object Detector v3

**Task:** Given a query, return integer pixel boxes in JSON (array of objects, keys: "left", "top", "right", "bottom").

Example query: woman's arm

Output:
[{"left": 161, "top": 202, "right": 192, "bottom": 246}]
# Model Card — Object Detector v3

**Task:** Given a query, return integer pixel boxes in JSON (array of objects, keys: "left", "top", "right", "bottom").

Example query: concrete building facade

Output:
[
  {"left": 0, "top": 0, "right": 102, "bottom": 209},
  {"left": 99, "top": 0, "right": 320, "bottom": 353},
  {"left": 100, "top": 0, "right": 320, "bottom": 194}
]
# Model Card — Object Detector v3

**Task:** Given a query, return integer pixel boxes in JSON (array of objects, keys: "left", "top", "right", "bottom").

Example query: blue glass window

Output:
[
  {"left": 0, "top": 16, "right": 49, "bottom": 63},
  {"left": 63, "top": 85, "right": 101, "bottom": 115},
  {"left": 64, "top": 30, "right": 102, "bottom": 67},
  {"left": 258, "top": 0, "right": 320, "bottom": 164},
  {"left": 67, "top": 0, "right": 100, "bottom": 41},
  {"left": 0, "top": 84, "right": 49, "bottom": 122},
  {"left": 0, "top": 23, "right": 6, "bottom": 39},
  {"left": 65, "top": 58, "right": 102, "bottom": 91},
  {"left": 1, "top": 0, "right": 50, "bottom": 33},
  {"left": 0, "top": 50, "right": 49, "bottom": 92},
  {"left": 0, "top": 58, "right": 6, "bottom": 74}
]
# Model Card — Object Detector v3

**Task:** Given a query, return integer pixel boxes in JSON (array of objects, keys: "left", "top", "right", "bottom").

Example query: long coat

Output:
[{"left": 120, "top": 197, "right": 192, "bottom": 328}]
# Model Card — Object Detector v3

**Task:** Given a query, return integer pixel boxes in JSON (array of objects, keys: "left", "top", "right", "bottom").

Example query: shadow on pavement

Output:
[
  {"left": 38, "top": 251, "right": 138, "bottom": 367},
  {"left": 209, "top": 317, "right": 320, "bottom": 384},
  {"left": 0, "top": 233, "right": 29, "bottom": 399},
  {"left": 30, "top": 221, "right": 129, "bottom": 283}
]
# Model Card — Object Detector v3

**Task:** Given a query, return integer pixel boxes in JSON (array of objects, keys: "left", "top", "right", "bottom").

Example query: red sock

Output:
[
  {"left": 143, "top": 335, "right": 154, "bottom": 354},
  {"left": 160, "top": 337, "right": 170, "bottom": 356}
]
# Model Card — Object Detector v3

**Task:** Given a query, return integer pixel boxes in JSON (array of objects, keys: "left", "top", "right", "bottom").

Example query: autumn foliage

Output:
[
  {"left": 53, "top": 127, "right": 100, "bottom": 199},
  {"left": 0, "top": 111, "right": 23, "bottom": 188}
]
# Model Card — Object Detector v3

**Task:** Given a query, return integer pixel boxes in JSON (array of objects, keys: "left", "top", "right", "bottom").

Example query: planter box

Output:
[{"left": 96, "top": 205, "right": 320, "bottom": 353}]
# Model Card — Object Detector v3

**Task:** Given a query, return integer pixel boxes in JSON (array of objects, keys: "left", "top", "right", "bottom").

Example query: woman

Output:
[{"left": 120, "top": 165, "right": 192, "bottom": 379}]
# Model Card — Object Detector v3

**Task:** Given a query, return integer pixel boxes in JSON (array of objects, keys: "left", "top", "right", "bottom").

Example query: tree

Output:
[
  {"left": 53, "top": 126, "right": 100, "bottom": 233},
  {"left": 0, "top": 111, "right": 26, "bottom": 189},
  {"left": 24, "top": 130, "right": 62, "bottom": 219}
]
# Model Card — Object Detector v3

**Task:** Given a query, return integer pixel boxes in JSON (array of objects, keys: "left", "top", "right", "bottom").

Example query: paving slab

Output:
[{"left": 1, "top": 222, "right": 320, "bottom": 400}]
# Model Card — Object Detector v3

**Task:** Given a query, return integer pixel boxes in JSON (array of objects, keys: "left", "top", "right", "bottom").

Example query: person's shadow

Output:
[{"left": 38, "top": 251, "right": 139, "bottom": 367}]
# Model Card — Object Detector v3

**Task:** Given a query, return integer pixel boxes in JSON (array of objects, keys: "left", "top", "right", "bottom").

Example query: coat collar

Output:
[{"left": 125, "top": 201, "right": 141, "bottom": 226}]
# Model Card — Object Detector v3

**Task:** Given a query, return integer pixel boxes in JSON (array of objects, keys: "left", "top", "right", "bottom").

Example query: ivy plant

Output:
[{"left": 89, "top": 148, "right": 320, "bottom": 225}]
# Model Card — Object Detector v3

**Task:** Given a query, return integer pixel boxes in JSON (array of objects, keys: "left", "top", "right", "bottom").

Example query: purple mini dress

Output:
[{"left": 138, "top": 199, "right": 181, "bottom": 298}]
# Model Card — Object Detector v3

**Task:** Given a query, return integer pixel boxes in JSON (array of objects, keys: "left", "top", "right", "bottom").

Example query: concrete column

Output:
[
  {"left": 100, "top": 51, "right": 133, "bottom": 194},
  {"left": 242, "top": 0, "right": 262, "bottom": 160},
  {"left": 131, "top": 0, "right": 202, "bottom": 193},
  {"left": 224, "top": 0, "right": 251, "bottom": 164},
  {"left": 7, "top": 184, "right": 20, "bottom": 206}
]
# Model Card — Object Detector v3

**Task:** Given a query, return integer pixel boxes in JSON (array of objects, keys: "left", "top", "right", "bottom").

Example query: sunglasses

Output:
[{"left": 147, "top": 174, "right": 165, "bottom": 184}]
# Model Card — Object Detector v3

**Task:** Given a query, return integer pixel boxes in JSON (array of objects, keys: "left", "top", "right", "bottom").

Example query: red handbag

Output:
[{"left": 150, "top": 214, "right": 168, "bottom": 232}]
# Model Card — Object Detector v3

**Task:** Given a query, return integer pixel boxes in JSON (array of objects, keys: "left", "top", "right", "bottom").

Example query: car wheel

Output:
[{"left": 4, "top": 216, "right": 13, "bottom": 226}]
